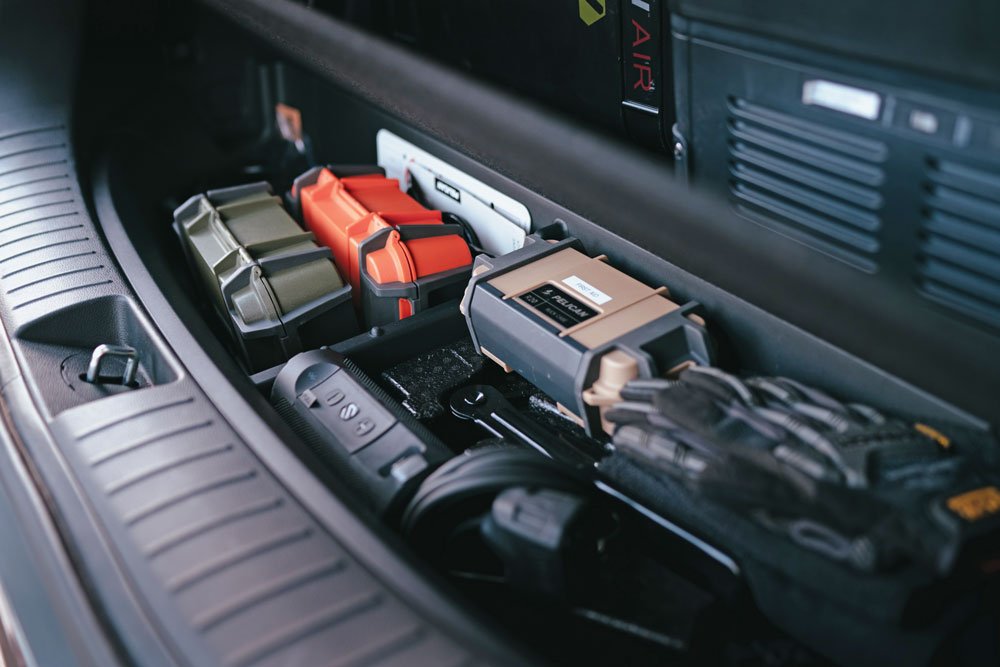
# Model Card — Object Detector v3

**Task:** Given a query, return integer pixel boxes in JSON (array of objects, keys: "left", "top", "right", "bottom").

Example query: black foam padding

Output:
[{"left": 380, "top": 339, "right": 486, "bottom": 420}]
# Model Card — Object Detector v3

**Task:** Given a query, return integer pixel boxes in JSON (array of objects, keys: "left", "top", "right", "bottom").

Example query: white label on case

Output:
[{"left": 562, "top": 275, "right": 612, "bottom": 305}]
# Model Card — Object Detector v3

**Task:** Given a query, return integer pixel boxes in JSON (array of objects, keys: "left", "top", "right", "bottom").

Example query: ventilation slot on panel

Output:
[
  {"left": 727, "top": 97, "right": 887, "bottom": 272},
  {"left": 917, "top": 158, "right": 1000, "bottom": 329}
]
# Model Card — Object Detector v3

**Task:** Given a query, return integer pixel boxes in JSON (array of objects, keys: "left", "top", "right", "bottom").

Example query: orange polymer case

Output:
[{"left": 296, "top": 167, "right": 472, "bottom": 325}]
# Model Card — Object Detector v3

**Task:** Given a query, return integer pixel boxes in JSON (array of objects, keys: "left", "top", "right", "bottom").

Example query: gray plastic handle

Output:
[{"left": 85, "top": 344, "right": 139, "bottom": 386}]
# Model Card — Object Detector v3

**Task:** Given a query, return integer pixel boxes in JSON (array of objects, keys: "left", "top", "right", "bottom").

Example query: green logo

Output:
[{"left": 579, "top": 0, "right": 606, "bottom": 26}]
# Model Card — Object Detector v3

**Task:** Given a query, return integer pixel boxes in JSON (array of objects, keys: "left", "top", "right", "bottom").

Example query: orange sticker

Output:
[
  {"left": 914, "top": 422, "right": 951, "bottom": 449},
  {"left": 947, "top": 486, "right": 1000, "bottom": 522}
]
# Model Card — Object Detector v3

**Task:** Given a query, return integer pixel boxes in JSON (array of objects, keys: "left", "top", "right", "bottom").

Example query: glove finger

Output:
[
  {"left": 604, "top": 401, "right": 660, "bottom": 427},
  {"left": 685, "top": 366, "right": 757, "bottom": 405},
  {"left": 618, "top": 378, "right": 676, "bottom": 403},
  {"left": 771, "top": 376, "right": 848, "bottom": 413}
]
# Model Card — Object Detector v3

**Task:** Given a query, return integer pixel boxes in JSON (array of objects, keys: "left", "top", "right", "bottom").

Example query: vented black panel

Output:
[
  {"left": 918, "top": 158, "right": 1000, "bottom": 328},
  {"left": 727, "top": 98, "right": 886, "bottom": 272}
]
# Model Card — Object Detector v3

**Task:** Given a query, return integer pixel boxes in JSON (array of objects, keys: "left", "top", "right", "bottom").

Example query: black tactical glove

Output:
[{"left": 606, "top": 368, "right": 1000, "bottom": 575}]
